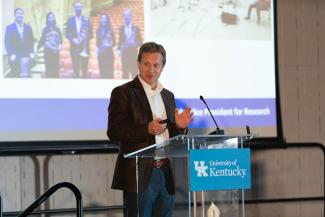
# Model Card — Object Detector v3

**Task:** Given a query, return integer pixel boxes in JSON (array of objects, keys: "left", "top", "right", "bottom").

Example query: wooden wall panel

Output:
[
  {"left": 278, "top": 66, "right": 300, "bottom": 141},
  {"left": 278, "top": 0, "right": 325, "bottom": 146},
  {"left": 0, "top": 157, "right": 34, "bottom": 212},
  {"left": 47, "top": 154, "right": 122, "bottom": 209},
  {"left": 319, "top": 67, "right": 325, "bottom": 143},
  {"left": 296, "top": 1, "right": 319, "bottom": 66},
  {"left": 277, "top": 0, "right": 298, "bottom": 66},
  {"left": 296, "top": 66, "right": 321, "bottom": 142}
]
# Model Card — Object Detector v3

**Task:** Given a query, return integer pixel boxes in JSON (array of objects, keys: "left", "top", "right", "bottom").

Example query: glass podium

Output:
[{"left": 124, "top": 134, "right": 253, "bottom": 217}]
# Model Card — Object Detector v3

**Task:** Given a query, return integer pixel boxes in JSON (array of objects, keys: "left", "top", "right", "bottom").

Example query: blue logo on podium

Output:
[{"left": 189, "top": 148, "right": 251, "bottom": 191}]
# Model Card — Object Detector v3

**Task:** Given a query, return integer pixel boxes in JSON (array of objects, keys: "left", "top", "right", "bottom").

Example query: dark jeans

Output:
[
  {"left": 121, "top": 47, "right": 138, "bottom": 79},
  {"left": 9, "top": 57, "right": 31, "bottom": 78},
  {"left": 70, "top": 52, "right": 89, "bottom": 78},
  {"left": 124, "top": 168, "right": 175, "bottom": 217},
  {"left": 124, "top": 191, "right": 138, "bottom": 217}
]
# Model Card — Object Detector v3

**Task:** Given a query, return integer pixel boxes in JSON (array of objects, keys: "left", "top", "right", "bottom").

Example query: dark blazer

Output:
[
  {"left": 5, "top": 23, "right": 34, "bottom": 57},
  {"left": 107, "top": 76, "right": 183, "bottom": 193},
  {"left": 117, "top": 24, "right": 142, "bottom": 51},
  {"left": 65, "top": 16, "right": 92, "bottom": 54}
]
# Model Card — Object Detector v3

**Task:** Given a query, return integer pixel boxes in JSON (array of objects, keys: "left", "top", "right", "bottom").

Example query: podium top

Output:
[{"left": 124, "top": 134, "right": 255, "bottom": 159}]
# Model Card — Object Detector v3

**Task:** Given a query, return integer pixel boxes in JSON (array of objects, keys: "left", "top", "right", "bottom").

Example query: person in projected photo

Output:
[
  {"left": 38, "top": 12, "right": 62, "bottom": 78},
  {"left": 107, "top": 42, "right": 193, "bottom": 217},
  {"left": 66, "top": 1, "right": 93, "bottom": 78},
  {"left": 5, "top": 8, "right": 35, "bottom": 78},
  {"left": 117, "top": 8, "right": 142, "bottom": 79},
  {"left": 244, "top": 0, "right": 271, "bottom": 24},
  {"left": 96, "top": 14, "right": 116, "bottom": 79}
]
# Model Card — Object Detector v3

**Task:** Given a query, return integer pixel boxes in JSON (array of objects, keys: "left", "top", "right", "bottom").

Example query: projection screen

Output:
[{"left": 0, "top": 0, "right": 280, "bottom": 142}]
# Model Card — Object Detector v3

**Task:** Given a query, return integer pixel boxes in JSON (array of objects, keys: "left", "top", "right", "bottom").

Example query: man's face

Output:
[
  {"left": 15, "top": 9, "right": 24, "bottom": 23},
  {"left": 138, "top": 52, "right": 164, "bottom": 89},
  {"left": 74, "top": 2, "right": 83, "bottom": 16},
  {"left": 123, "top": 11, "right": 132, "bottom": 25}
]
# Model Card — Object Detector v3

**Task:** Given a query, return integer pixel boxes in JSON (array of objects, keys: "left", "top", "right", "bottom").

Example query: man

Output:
[
  {"left": 244, "top": 0, "right": 271, "bottom": 24},
  {"left": 107, "top": 42, "right": 192, "bottom": 217},
  {"left": 117, "top": 8, "right": 142, "bottom": 79},
  {"left": 66, "top": 1, "right": 92, "bottom": 78},
  {"left": 5, "top": 8, "right": 35, "bottom": 78}
]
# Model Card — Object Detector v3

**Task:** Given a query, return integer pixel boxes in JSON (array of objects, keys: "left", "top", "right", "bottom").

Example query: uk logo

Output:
[{"left": 194, "top": 161, "right": 209, "bottom": 177}]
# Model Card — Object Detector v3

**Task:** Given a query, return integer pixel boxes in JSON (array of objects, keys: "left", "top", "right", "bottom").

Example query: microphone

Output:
[
  {"left": 199, "top": 95, "right": 224, "bottom": 135},
  {"left": 244, "top": 125, "right": 254, "bottom": 147},
  {"left": 245, "top": 125, "right": 251, "bottom": 134}
]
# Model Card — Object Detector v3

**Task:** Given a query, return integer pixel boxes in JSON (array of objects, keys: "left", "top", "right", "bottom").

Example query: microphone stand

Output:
[{"left": 200, "top": 96, "right": 224, "bottom": 135}]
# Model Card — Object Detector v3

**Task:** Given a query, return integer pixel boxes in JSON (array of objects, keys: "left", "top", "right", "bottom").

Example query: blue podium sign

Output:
[{"left": 189, "top": 148, "right": 251, "bottom": 191}]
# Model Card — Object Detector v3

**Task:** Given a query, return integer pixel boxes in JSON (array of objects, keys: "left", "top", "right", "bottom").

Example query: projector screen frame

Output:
[{"left": 0, "top": 0, "right": 284, "bottom": 151}]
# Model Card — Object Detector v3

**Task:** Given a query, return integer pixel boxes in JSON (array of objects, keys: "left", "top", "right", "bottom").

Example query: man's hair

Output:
[
  {"left": 137, "top": 42, "right": 166, "bottom": 66},
  {"left": 14, "top": 7, "right": 23, "bottom": 14},
  {"left": 123, "top": 8, "right": 132, "bottom": 16},
  {"left": 74, "top": 1, "right": 83, "bottom": 6}
]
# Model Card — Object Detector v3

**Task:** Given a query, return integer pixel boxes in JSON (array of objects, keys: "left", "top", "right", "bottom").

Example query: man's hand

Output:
[
  {"left": 148, "top": 118, "right": 166, "bottom": 135},
  {"left": 72, "top": 38, "right": 79, "bottom": 45},
  {"left": 9, "top": 54, "right": 16, "bottom": 62},
  {"left": 175, "top": 107, "right": 193, "bottom": 129}
]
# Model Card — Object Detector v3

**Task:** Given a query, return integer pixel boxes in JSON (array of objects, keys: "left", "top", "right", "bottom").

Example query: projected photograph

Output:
[
  {"left": 150, "top": 0, "right": 272, "bottom": 40},
  {"left": 2, "top": 0, "right": 144, "bottom": 79}
]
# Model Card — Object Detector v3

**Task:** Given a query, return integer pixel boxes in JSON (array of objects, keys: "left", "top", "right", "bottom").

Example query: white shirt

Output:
[
  {"left": 75, "top": 16, "right": 81, "bottom": 34},
  {"left": 138, "top": 76, "right": 169, "bottom": 150},
  {"left": 16, "top": 23, "right": 24, "bottom": 39},
  {"left": 124, "top": 24, "right": 132, "bottom": 39}
]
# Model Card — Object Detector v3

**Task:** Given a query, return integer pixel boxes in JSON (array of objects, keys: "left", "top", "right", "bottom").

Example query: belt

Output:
[{"left": 153, "top": 158, "right": 169, "bottom": 168}]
